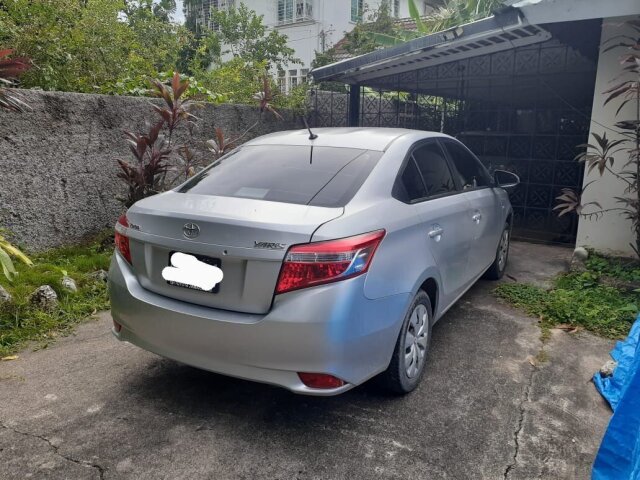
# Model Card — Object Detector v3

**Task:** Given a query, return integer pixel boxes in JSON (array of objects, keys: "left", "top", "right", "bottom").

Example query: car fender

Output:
[
  {"left": 410, "top": 266, "right": 443, "bottom": 319},
  {"left": 362, "top": 221, "right": 440, "bottom": 301}
]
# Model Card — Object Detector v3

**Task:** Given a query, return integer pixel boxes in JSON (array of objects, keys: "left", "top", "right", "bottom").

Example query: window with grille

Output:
[
  {"left": 278, "top": 71, "right": 287, "bottom": 94},
  {"left": 278, "top": 0, "right": 313, "bottom": 25},
  {"left": 208, "top": 0, "right": 235, "bottom": 31},
  {"left": 288, "top": 69, "right": 299, "bottom": 90},
  {"left": 382, "top": 0, "right": 400, "bottom": 17},
  {"left": 351, "top": 0, "right": 363, "bottom": 22}
]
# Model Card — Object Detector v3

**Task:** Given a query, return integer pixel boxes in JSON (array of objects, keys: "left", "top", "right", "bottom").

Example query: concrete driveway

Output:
[{"left": 0, "top": 242, "right": 614, "bottom": 479}]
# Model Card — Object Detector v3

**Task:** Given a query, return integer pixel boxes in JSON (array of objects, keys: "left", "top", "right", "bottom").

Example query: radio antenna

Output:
[{"left": 302, "top": 116, "right": 318, "bottom": 140}]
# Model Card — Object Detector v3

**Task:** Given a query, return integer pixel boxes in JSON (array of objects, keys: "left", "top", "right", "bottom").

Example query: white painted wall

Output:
[{"left": 575, "top": 16, "right": 639, "bottom": 256}]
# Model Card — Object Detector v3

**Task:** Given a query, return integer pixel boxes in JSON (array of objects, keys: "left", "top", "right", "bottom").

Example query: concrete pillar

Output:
[
  {"left": 575, "top": 16, "right": 640, "bottom": 256},
  {"left": 348, "top": 84, "right": 361, "bottom": 127}
]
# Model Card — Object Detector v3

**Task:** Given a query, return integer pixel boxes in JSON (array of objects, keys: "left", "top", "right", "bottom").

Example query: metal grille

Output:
[
  {"left": 278, "top": 0, "right": 313, "bottom": 25},
  {"left": 186, "top": 0, "right": 235, "bottom": 33}
]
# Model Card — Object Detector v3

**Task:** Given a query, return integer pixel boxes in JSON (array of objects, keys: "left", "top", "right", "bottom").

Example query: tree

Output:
[
  {"left": 211, "top": 4, "right": 298, "bottom": 70},
  {"left": 122, "top": 0, "right": 177, "bottom": 24},
  {"left": 177, "top": 29, "right": 221, "bottom": 76},
  {"left": 0, "top": 0, "right": 189, "bottom": 92},
  {"left": 199, "top": 57, "right": 271, "bottom": 104},
  {"left": 343, "top": 2, "right": 399, "bottom": 56}
]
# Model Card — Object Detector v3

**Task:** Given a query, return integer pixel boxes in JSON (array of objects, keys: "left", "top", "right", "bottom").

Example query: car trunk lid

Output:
[{"left": 125, "top": 192, "right": 343, "bottom": 314}]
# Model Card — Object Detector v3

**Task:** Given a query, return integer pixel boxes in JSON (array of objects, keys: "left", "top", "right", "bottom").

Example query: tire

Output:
[
  {"left": 484, "top": 223, "right": 511, "bottom": 280},
  {"left": 380, "top": 290, "right": 433, "bottom": 394}
]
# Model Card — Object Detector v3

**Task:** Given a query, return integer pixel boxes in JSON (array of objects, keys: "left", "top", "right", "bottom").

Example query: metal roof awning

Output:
[{"left": 311, "top": 8, "right": 552, "bottom": 85}]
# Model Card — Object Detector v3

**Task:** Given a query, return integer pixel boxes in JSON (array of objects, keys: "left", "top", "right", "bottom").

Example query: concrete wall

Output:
[
  {"left": 0, "top": 90, "right": 300, "bottom": 251},
  {"left": 576, "top": 16, "right": 639, "bottom": 256}
]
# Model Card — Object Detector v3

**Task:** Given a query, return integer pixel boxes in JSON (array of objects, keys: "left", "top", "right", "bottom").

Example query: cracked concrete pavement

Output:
[{"left": 0, "top": 242, "right": 614, "bottom": 479}]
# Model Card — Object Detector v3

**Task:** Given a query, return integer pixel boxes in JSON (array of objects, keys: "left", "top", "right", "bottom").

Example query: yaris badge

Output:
[{"left": 183, "top": 223, "right": 200, "bottom": 239}]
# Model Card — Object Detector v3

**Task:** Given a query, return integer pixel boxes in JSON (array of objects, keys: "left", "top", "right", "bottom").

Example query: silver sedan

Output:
[{"left": 108, "top": 128, "right": 518, "bottom": 395}]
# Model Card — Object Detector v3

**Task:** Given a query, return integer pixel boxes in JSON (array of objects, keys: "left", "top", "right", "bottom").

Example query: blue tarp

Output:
[{"left": 592, "top": 316, "right": 640, "bottom": 480}]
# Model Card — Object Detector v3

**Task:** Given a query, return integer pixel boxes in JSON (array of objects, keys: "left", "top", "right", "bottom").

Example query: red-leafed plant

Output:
[
  {"left": 116, "top": 70, "right": 284, "bottom": 206},
  {"left": 0, "top": 49, "right": 31, "bottom": 112},
  {"left": 555, "top": 19, "right": 640, "bottom": 256},
  {"left": 207, "top": 74, "right": 284, "bottom": 160},
  {"left": 149, "top": 72, "right": 197, "bottom": 142},
  {"left": 253, "top": 73, "right": 283, "bottom": 120},
  {"left": 117, "top": 120, "right": 172, "bottom": 207},
  {"left": 117, "top": 72, "right": 198, "bottom": 205}
]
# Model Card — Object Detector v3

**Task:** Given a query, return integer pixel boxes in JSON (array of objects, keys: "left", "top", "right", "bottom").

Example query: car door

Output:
[
  {"left": 395, "top": 140, "right": 473, "bottom": 310},
  {"left": 440, "top": 139, "right": 503, "bottom": 277}
]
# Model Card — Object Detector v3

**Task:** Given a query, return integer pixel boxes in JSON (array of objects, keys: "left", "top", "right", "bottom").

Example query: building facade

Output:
[{"left": 186, "top": 0, "right": 431, "bottom": 91}]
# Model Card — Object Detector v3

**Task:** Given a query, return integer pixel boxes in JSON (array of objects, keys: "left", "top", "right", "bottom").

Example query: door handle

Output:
[
  {"left": 472, "top": 212, "right": 482, "bottom": 223},
  {"left": 428, "top": 224, "right": 444, "bottom": 239}
]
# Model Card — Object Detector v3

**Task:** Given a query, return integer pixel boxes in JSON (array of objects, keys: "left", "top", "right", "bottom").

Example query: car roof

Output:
[{"left": 243, "top": 127, "right": 450, "bottom": 152}]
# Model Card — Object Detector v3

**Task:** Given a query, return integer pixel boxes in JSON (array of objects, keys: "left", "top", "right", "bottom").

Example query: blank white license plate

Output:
[{"left": 163, "top": 252, "right": 223, "bottom": 293}]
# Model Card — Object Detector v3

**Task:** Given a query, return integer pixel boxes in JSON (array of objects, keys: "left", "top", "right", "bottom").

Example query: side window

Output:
[
  {"left": 443, "top": 141, "right": 490, "bottom": 190},
  {"left": 397, "top": 157, "right": 428, "bottom": 202},
  {"left": 413, "top": 142, "right": 457, "bottom": 197}
]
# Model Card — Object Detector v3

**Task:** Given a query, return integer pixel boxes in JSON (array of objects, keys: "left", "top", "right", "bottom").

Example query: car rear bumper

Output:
[{"left": 108, "top": 253, "right": 410, "bottom": 396}]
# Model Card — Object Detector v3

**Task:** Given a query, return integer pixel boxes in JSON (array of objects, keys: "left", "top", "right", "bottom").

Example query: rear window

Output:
[{"left": 177, "top": 145, "right": 382, "bottom": 207}]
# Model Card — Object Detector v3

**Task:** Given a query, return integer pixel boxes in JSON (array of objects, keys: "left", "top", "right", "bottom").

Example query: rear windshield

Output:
[{"left": 177, "top": 145, "right": 382, "bottom": 207}]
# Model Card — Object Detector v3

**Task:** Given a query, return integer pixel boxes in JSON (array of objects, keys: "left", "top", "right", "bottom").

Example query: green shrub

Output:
[
  {"left": 0, "top": 239, "right": 112, "bottom": 357},
  {"left": 495, "top": 269, "right": 638, "bottom": 339},
  {"left": 584, "top": 253, "right": 640, "bottom": 283}
]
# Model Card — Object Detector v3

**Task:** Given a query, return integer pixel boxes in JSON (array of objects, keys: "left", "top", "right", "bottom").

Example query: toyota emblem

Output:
[{"left": 183, "top": 223, "right": 200, "bottom": 239}]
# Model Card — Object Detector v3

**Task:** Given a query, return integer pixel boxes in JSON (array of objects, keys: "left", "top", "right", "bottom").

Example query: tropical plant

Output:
[
  {"left": 117, "top": 120, "right": 172, "bottom": 208},
  {"left": 253, "top": 74, "right": 283, "bottom": 120},
  {"left": 555, "top": 19, "right": 640, "bottom": 256},
  {"left": 199, "top": 58, "right": 272, "bottom": 104},
  {"left": 207, "top": 127, "right": 237, "bottom": 160},
  {"left": 0, "top": 50, "right": 33, "bottom": 280},
  {"left": 0, "top": 49, "right": 30, "bottom": 112},
  {"left": 116, "top": 71, "right": 284, "bottom": 205},
  {"left": 117, "top": 72, "right": 196, "bottom": 206},
  {"left": 0, "top": 230, "right": 33, "bottom": 282},
  {"left": 149, "top": 73, "right": 198, "bottom": 142},
  {"left": 209, "top": 4, "right": 299, "bottom": 70}
]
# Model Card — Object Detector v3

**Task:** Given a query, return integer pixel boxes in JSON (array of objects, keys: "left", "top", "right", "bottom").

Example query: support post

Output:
[{"left": 348, "top": 84, "right": 361, "bottom": 127}]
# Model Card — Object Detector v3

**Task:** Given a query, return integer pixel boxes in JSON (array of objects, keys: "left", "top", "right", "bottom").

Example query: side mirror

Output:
[{"left": 494, "top": 170, "right": 520, "bottom": 190}]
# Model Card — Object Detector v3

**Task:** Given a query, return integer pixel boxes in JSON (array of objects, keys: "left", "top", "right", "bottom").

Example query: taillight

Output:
[
  {"left": 114, "top": 214, "right": 132, "bottom": 265},
  {"left": 298, "top": 372, "right": 345, "bottom": 389},
  {"left": 275, "top": 230, "right": 385, "bottom": 295}
]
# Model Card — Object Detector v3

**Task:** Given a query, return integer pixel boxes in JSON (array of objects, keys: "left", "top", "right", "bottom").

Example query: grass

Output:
[
  {"left": 495, "top": 258, "right": 640, "bottom": 339},
  {"left": 0, "top": 235, "right": 112, "bottom": 357},
  {"left": 584, "top": 252, "right": 640, "bottom": 284}
]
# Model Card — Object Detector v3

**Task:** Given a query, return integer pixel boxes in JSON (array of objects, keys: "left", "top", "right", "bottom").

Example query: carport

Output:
[{"left": 310, "top": 7, "right": 602, "bottom": 244}]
